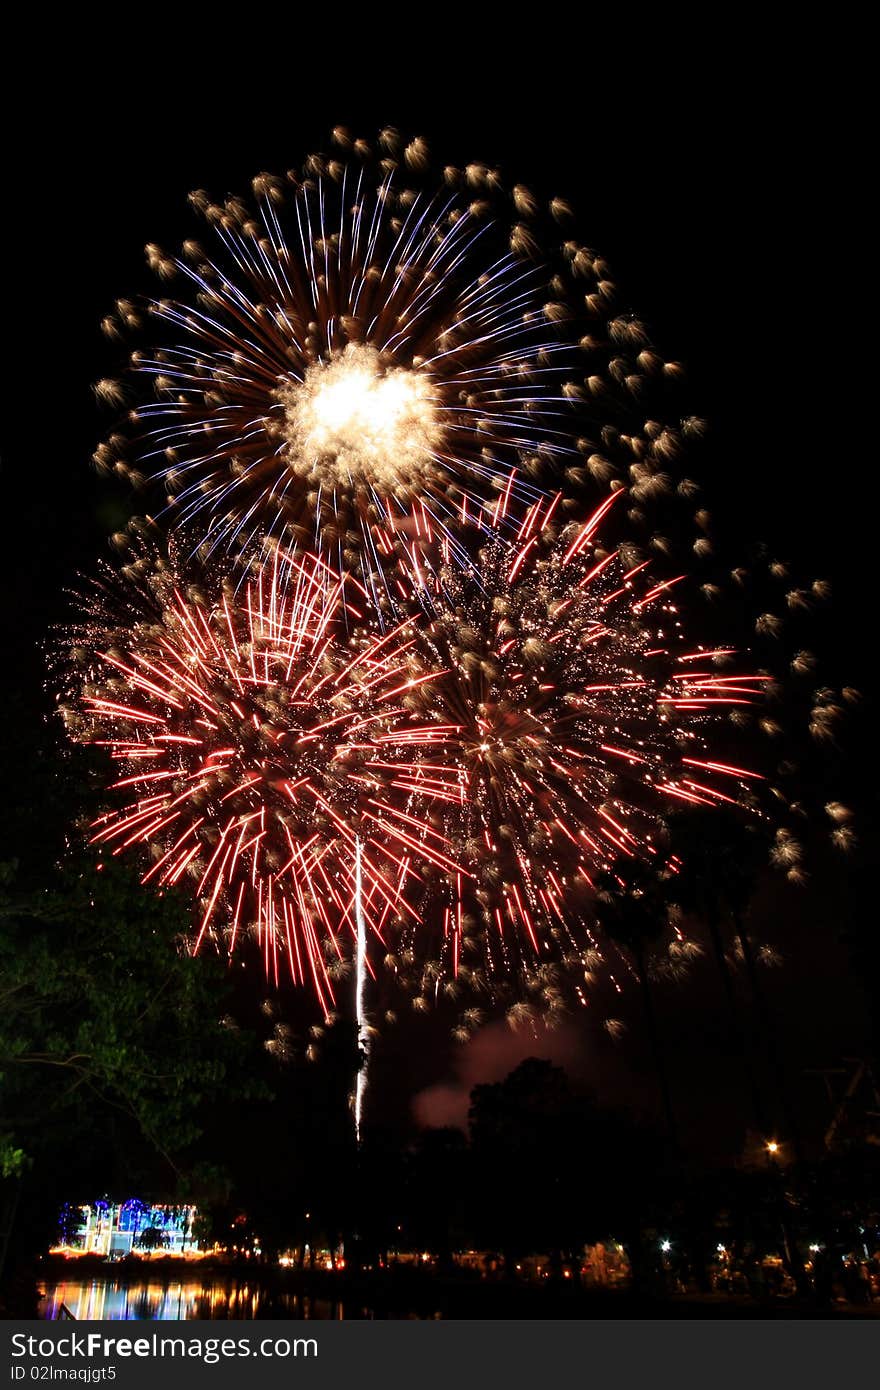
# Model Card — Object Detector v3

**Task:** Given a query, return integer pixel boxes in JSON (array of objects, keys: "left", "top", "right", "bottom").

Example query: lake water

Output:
[{"left": 39, "top": 1279, "right": 365, "bottom": 1320}]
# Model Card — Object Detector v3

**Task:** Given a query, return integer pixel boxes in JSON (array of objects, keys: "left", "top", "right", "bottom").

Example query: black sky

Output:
[{"left": 2, "top": 30, "right": 874, "bottom": 1161}]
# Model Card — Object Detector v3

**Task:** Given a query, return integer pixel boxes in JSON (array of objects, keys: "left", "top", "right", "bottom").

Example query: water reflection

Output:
[{"left": 40, "top": 1279, "right": 355, "bottom": 1320}]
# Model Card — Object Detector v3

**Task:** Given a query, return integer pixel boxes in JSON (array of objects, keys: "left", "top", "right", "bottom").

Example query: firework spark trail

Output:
[
  {"left": 56, "top": 542, "right": 466, "bottom": 1010},
  {"left": 354, "top": 835, "right": 369, "bottom": 1144}
]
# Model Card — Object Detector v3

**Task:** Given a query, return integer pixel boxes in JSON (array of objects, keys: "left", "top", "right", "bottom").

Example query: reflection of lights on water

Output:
[
  {"left": 43, "top": 1280, "right": 207, "bottom": 1321},
  {"left": 41, "top": 1279, "right": 344, "bottom": 1321}
]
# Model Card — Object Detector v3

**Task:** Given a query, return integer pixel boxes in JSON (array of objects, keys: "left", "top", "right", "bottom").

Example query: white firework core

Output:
[{"left": 278, "top": 344, "right": 441, "bottom": 495}]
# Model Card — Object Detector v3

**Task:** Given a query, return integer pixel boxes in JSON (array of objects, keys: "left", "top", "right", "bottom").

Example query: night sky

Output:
[{"left": 3, "top": 34, "right": 874, "bottom": 1165}]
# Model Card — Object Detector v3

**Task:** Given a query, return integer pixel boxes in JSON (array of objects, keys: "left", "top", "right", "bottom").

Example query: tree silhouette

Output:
[
  {"left": 467, "top": 1058, "right": 662, "bottom": 1281},
  {"left": 666, "top": 808, "right": 773, "bottom": 1137},
  {"left": 594, "top": 860, "right": 680, "bottom": 1150},
  {"left": 0, "top": 708, "right": 261, "bottom": 1294},
  {"left": 668, "top": 807, "right": 810, "bottom": 1293}
]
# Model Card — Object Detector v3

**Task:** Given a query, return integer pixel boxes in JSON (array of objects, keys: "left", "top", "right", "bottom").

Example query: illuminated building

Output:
[{"left": 56, "top": 1200, "right": 198, "bottom": 1257}]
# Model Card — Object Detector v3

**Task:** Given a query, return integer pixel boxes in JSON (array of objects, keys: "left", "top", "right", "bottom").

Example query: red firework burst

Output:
[
  {"left": 57, "top": 546, "right": 462, "bottom": 1011},
  {"left": 396, "top": 494, "right": 771, "bottom": 993}
]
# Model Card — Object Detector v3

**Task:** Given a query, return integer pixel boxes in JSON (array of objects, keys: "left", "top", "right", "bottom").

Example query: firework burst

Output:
[
  {"left": 392, "top": 495, "right": 772, "bottom": 1011},
  {"left": 65, "top": 129, "right": 859, "bottom": 1043},
  {"left": 94, "top": 128, "right": 705, "bottom": 593},
  {"left": 55, "top": 544, "right": 463, "bottom": 1012}
]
